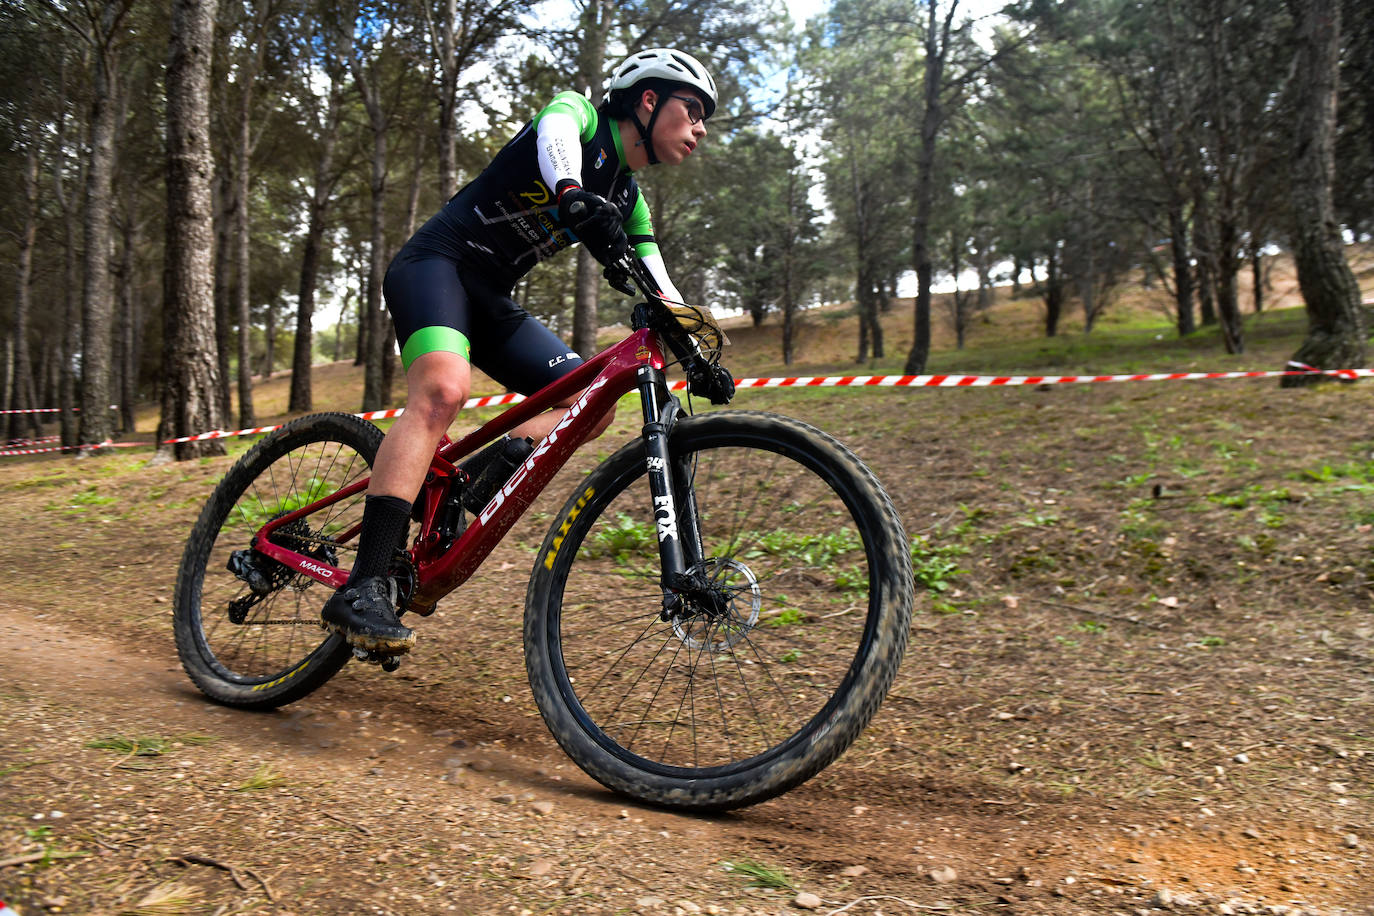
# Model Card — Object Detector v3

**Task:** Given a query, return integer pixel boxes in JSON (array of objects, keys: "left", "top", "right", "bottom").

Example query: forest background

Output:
[{"left": 0, "top": 0, "right": 1370, "bottom": 458}]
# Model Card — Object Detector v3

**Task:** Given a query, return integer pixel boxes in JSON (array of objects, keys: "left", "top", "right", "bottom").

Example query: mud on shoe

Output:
[{"left": 321, "top": 576, "right": 415, "bottom": 653}]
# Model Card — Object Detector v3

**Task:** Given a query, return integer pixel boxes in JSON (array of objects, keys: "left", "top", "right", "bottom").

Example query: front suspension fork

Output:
[{"left": 636, "top": 366, "right": 706, "bottom": 616}]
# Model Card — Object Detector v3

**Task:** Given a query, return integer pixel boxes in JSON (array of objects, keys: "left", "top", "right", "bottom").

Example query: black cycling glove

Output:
[
  {"left": 556, "top": 180, "right": 629, "bottom": 267},
  {"left": 603, "top": 263, "right": 636, "bottom": 296}
]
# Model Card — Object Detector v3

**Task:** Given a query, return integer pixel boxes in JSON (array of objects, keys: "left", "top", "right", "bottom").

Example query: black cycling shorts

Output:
[{"left": 383, "top": 254, "right": 584, "bottom": 396}]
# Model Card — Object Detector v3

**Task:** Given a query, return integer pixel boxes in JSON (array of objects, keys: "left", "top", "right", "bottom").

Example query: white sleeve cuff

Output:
[
  {"left": 640, "top": 251, "right": 684, "bottom": 304},
  {"left": 537, "top": 112, "right": 582, "bottom": 192}
]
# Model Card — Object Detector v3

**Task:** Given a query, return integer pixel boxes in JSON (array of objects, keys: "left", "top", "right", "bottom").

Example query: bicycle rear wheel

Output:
[
  {"left": 174, "top": 413, "right": 383, "bottom": 709},
  {"left": 526, "top": 411, "right": 913, "bottom": 810}
]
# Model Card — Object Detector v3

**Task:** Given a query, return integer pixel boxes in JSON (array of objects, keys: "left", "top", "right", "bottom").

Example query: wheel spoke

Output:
[
  {"left": 549, "top": 431, "right": 880, "bottom": 772},
  {"left": 177, "top": 416, "right": 382, "bottom": 705}
]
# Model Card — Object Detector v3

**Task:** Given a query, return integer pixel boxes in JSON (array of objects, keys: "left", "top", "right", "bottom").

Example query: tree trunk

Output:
[
  {"left": 8, "top": 137, "right": 43, "bottom": 442},
  {"left": 289, "top": 198, "right": 327, "bottom": 411},
  {"left": 569, "top": 0, "right": 611, "bottom": 358},
  {"left": 349, "top": 23, "right": 396, "bottom": 411},
  {"left": 77, "top": 1, "right": 129, "bottom": 453},
  {"left": 434, "top": 0, "right": 459, "bottom": 199},
  {"left": 1249, "top": 242, "right": 1264, "bottom": 313},
  {"left": 114, "top": 199, "right": 139, "bottom": 434},
  {"left": 856, "top": 273, "right": 871, "bottom": 363},
  {"left": 1192, "top": 184, "right": 1218, "bottom": 328},
  {"left": 232, "top": 20, "right": 269, "bottom": 427},
  {"left": 571, "top": 248, "right": 600, "bottom": 357},
  {"left": 1213, "top": 217, "right": 1244, "bottom": 353},
  {"left": 234, "top": 141, "right": 255, "bottom": 425},
  {"left": 262, "top": 304, "right": 275, "bottom": 378},
  {"left": 904, "top": 0, "right": 946, "bottom": 376},
  {"left": 54, "top": 56, "right": 81, "bottom": 451},
  {"left": 1167, "top": 200, "right": 1195, "bottom": 335},
  {"left": 780, "top": 163, "right": 800, "bottom": 366},
  {"left": 361, "top": 127, "right": 389, "bottom": 410},
  {"left": 289, "top": 48, "right": 347, "bottom": 413},
  {"left": 355, "top": 262, "right": 368, "bottom": 366},
  {"left": 1044, "top": 246, "right": 1063, "bottom": 338},
  {"left": 213, "top": 170, "right": 234, "bottom": 419},
  {"left": 158, "top": 0, "right": 226, "bottom": 461},
  {"left": 1282, "top": 0, "right": 1367, "bottom": 384}
]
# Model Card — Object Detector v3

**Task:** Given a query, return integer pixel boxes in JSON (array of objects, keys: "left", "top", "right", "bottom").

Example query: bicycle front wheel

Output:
[
  {"left": 174, "top": 413, "right": 382, "bottom": 709},
  {"left": 526, "top": 411, "right": 913, "bottom": 810}
]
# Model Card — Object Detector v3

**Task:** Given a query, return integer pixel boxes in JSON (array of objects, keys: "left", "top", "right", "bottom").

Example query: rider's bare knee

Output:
[{"left": 412, "top": 377, "right": 468, "bottom": 430}]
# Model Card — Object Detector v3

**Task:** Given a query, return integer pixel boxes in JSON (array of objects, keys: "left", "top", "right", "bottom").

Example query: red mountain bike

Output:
[{"left": 174, "top": 256, "right": 914, "bottom": 810}]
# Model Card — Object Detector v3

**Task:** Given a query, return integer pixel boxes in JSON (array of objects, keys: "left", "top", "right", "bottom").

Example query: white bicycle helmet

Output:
[
  {"left": 607, "top": 48, "right": 718, "bottom": 118},
  {"left": 605, "top": 48, "right": 717, "bottom": 165}
]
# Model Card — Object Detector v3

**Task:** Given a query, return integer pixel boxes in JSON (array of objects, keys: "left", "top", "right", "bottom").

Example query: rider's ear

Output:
[{"left": 640, "top": 88, "right": 658, "bottom": 112}]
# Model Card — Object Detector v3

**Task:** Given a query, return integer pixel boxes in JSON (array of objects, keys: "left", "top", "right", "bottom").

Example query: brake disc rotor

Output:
[{"left": 670, "top": 557, "right": 761, "bottom": 653}]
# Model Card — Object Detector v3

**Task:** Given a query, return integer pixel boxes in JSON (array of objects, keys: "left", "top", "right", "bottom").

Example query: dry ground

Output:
[{"left": 1, "top": 271, "right": 1372, "bottom": 916}]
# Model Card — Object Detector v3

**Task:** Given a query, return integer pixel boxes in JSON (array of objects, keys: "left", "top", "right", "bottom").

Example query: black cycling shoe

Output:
[{"left": 321, "top": 576, "right": 415, "bottom": 653}]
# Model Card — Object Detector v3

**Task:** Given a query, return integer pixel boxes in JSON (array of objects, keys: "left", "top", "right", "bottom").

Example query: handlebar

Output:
[
  {"left": 566, "top": 196, "right": 732, "bottom": 404},
  {"left": 611, "top": 253, "right": 735, "bottom": 406}
]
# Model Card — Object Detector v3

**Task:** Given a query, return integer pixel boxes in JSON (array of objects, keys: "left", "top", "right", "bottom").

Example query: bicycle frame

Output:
[{"left": 252, "top": 323, "right": 683, "bottom": 614}]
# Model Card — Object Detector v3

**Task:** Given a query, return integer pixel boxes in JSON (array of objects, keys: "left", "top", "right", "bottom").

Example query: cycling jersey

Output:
[{"left": 387, "top": 91, "right": 680, "bottom": 374}]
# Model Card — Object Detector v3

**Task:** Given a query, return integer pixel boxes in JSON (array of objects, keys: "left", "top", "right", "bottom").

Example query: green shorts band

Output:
[{"left": 400, "top": 326, "right": 471, "bottom": 370}]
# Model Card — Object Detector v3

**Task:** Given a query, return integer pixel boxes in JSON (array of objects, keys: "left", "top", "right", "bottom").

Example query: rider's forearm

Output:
[
  {"left": 537, "top": 112, "right": 582, "bottom": 193},
  {"left": 639, "top": 250, "right": 684, "bottom": 305}
]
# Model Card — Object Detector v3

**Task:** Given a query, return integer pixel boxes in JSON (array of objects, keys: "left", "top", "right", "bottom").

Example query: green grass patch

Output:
[
  {"left": 910, "top": 534, "right": 968, "bottom": 593},
  {"left": 722, "top": 858, "right": 794, "bottom": 889},
  {"left": 236, "top": 763, "right": 288, "bottom": 791}
]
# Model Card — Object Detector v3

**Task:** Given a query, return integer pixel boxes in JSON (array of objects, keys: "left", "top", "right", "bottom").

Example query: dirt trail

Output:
[
  {"left": 3, "top": 357, "right": 1374, "bottom": 914},
  {"left": 2, "top": 597, "right": 1369, "bottom": 916}
]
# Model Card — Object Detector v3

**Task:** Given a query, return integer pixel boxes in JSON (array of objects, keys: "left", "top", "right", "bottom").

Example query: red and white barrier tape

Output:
[
  {"left": 2, "top": 367, "right": 1367, "bottom": 455},
  {"left": 722, "top": 367, "right": 1371, "bottom": 390},
  {"left": 0, "top": 404, "right": 118, "bottom": 415},
  {"left": 154, "top": 367, "right": 1367, "bottom": 446},
  {"left": 160, "top": 392, "right": 532, "bottom": 444},
  {"left": 0, "top": 439, "right": 151, "bottom": 458}
]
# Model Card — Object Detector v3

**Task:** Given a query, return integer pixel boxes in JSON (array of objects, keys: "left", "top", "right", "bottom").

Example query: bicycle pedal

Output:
[{"left": 350, "top": 646, "right": 404, "bottom": 672}]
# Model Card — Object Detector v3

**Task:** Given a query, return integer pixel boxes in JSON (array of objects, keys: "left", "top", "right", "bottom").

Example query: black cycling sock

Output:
[{"left": 347, "top": 494, "right": 413, "bottom": 585}]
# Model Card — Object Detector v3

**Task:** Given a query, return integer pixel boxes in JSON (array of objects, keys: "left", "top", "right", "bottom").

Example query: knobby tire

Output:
[
  {"left": 174, "top": 413, "right": 383, "bottom": 709},
  {"left": 525, "top": 411, "right": 913, "bottom": 810}
]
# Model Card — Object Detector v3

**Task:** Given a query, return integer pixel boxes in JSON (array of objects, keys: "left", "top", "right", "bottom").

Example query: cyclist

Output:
[{"left": 321, "top": 48, "right": 718, "bottom": 654}]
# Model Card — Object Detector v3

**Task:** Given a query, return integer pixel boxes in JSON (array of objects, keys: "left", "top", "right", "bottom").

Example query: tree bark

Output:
[
  {"left": 571, "top": 248, "right": 600, "bottom": 358},
  {"left": 348, "top": 17, "right": 396, "bottom": 411},
  {"left": 1213, "top": 216, "right": 1244, "bottom": 353},
  {"left": 1249, "top": 241, "right": 1265, "bottom": 313},
  {"left": 158, "top": 0, "right": 226, "bottom": 461},
  {"left": 231, "top": 5, "right": 272, "bottom": 427},
  {"left": 1043, "top": 245, "right": 1063, "bottom": 338},
  {"left": 289, "top": 35, "right": 349, "bottom": 413},
  {"left": 212, "top": 170, "right": 234, "bottom": 419},
  {"left": 1282, "top": 0, "right": 1367, "bottom": 384},
  {"left": 114, "top": 194, "right": 140, "bottom": 434},
  {"left": 1166, "top": 200, "right": 1195, "bottom": 335},
  {"left": 54, "top": 56, "right": 81, "bottom": 451},
  {"left": 77, "top": 0, "right": 132, "bottom": 453},
  {"left": 7, "top": 137, "right": 43, "bottom": 442},
  {"left": 904, "top": 0, "right": 944, "bottom": 376},
  {"left": 569, "top": 0, "right": 611, "bottom": 359}
]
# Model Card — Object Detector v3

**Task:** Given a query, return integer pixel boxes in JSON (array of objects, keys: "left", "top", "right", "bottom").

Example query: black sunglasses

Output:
[{"left": 669, "top": 94, "right": 706, "bottom": 124}]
